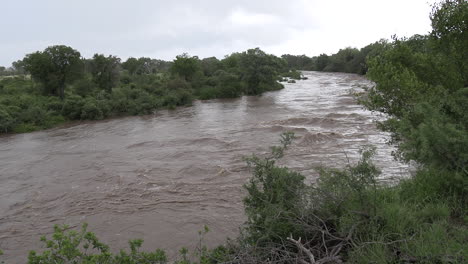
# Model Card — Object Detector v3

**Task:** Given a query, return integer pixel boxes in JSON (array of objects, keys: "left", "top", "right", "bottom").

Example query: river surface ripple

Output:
[{"left": 0, "top": 72, "right": 409, "bottom": 263}]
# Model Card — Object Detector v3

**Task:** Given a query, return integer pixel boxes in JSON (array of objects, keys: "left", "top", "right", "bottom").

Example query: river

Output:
[{"left": 0, "top": 71, "right": 409, "bottom": 263}]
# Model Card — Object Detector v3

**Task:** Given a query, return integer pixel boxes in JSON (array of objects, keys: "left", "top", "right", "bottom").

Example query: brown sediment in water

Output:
[{"left": 0, "top": 71, "right": 409, "bottom": 263}]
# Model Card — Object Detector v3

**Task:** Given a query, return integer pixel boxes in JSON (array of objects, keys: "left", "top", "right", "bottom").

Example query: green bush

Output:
[
  {"left": 196, "top": 86, "right": 220, "bottom": 100},
  {"left": 18, "top": 105, "right": 49, "bottom": 126},
  {"left": 235, "top": 134, "right": 467, "bottom": 263},
  {"left": 215, "top": 72, "right": 243, "bottom": 98},
  {"left": 110, "top": 87, "right": 131, "bottom": 113},
  {"left": 13, "top": 123, "right": 39, "bottom": 133},
  {"left": 164, "top": 90, "right": 192, "bottom": 107},
  {"left": 62, "top": 95, "right": 86, "bottom": 120},
  {"left": 45, "top": 96, "right": 64, "bottom": 114},
  {"left": 80, "top": 98, "right": 104, "bottom": 120},
  {"left": 0, "top": 106, "right": 15, "bottom": 132},
  {"left": 73, "top": 77, "right": 96, "bottom": 97},
  {"left": 27, "top": 223, "right": 167, "bottom": 264},
  {"left": 243, "top": 153, "right": 305, "bottom": 245}
]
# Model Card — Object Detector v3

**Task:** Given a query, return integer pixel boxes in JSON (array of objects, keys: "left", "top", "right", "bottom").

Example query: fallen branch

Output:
[{"left": 287, "top": 236, "right": 316, "bottom": 264}]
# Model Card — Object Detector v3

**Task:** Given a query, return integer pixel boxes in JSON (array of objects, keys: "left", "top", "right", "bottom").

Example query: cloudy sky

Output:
[{"left": 1, "top": 0, "right": 433, "bottom": 66}]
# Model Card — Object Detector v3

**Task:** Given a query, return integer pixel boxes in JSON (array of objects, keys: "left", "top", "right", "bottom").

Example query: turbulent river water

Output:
[{"left": 0, "top": 72, "right": 409, "bottom": 263}]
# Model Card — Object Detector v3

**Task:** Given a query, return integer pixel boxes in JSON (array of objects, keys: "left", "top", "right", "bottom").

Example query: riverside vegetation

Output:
[
  {"left": 0, "top": 48, "right": 289, "bottom": 134},
  {"left": 0, "top": 0, "right": 467, "bottom": 263}
]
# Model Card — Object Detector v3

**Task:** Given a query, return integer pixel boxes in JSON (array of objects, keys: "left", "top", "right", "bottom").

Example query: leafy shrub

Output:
[
  {"left": 45, "top": 96, "right": 64, "bottom": 114},
  {"left": 80, "top": 98, "right": 104, "bottom": 120},
  {"left": 0, "top": 106, "right": 15, "bottom": 132},
  {"left": 28, "top": 223, "right": 167, "bottom": 264},
  {"left": 62, "top": 95, "right": 86, "bottom": 120},
  {"left": 164, "top": 90, "right": 192, "bottom": 107},
  {"left": 243, "top": 132, "right": 306, "bottom": 245},
  {"left": 12, "top": 123, "right": 38, "bottom": 133},
  {"left": 110, "top": 87, "right": 131, "bottom": 113},
  {"left": 215, "top": 71, "right": 243, "bottom": 98},
  {"left": 196, "top": 86, "right": 220, "bottom": 100},
  {"left": 73, "top": 77, "right": 96, "bottom": 97},
  {"left": 18, "top": 105, "right": 49, "bottom": 126}
]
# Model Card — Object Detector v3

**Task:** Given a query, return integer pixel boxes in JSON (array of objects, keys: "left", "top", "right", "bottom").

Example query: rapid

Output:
[{"left": 0, "top": 72, "right": 409, "bottom": 262}]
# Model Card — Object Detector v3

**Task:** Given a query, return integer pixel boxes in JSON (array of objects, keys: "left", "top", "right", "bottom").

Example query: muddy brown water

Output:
[{"left": 0, "top": 72, "right": 409, "bottom": 263}]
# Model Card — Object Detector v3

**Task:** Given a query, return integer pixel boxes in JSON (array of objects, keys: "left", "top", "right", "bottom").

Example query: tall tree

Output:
[
  {"left": 11, "top": 60, "right": 26, "bottom": 75},
  {"left": 122, "top": 57, "right": 140, "bottom": 75},
  {"left": 239, "top": 48, "right": 285, "bottom": 95},
  {"left": 123, "top": 57, "right": 171, "bottom": 75},
  {"left": 363, "top": 0, "right": 468, "bottom": 197},
  {"left": 170, "top": 53, "right": 200, "bottom": 81},
  {"left": 22, "top": 45, "right": 83, "bottom": 99},
  {"left": 315, "top": 54, "right": 329, "bottom": 71},
  {"left": 90, "top": 54, "right": 121, "bottom": 92},
  {"left": 200, "top": 57, "right": 221, "bottom": 77},
  {"left": 430, "top": 0, "right": 468, "bottom": 86}
]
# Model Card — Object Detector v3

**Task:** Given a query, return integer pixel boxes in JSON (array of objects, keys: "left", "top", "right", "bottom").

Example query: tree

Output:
[
  {"left": 0, "top": 106, "right": 15, "bottom": 132},
  {"left": 430, "top": 0, "right": 468, "bottom": 86},
  {"left": 22, "top": 45, "right": 83, "bottom": 99},
  {"left": 11, "top": 60, "right": 26, "bottom": 75},
  {"left": 90, "top": 54, "right": 121, "bottom": 92},
  {"left": 214, "top": 70, "right": 243, "bottom": 98},
  {"left": 134, "top": 57, "right": 152, "bottom": 75},
  {"left": 122, "top": 57, "right": 140, "bottom": 75},
  {"left": 362, "top": 0, "right": 468, "bottom": 199},
  {"left": 238, "top": 48, "right": 285, "bottom": 95},
  {"left": 352, "top": 40, "right": 388, "bottom": 74},
  {"left": 122, "top": 57, "right": 168, "bottom": 75},
  {"left": 315, "top": 54, "right": 329, "bottom": 71},
  {"left": 170, "top": 53, "right": 200, "bottom": 81},
  {"left": 281, "top": 54, "right": 314, "bottom": 70},
  {"left": 201, "top": 57, "right": 221, "bottom": 77},
  {"left": 324, "top": 47, "right": 359, "bottom": 72}
]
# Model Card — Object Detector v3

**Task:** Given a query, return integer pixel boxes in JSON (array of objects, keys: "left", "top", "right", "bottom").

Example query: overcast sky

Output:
[{"left": 1, "top": 0, "right": 433, "bottom": 66}]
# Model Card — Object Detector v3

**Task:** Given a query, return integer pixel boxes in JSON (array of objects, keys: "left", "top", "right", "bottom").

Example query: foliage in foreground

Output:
[
  {"left": 25, "top": 224, "right": 229, "bottom": 264},
  {"left": 362, "top": 0, "right": 467, "bottom": 208},
  {"left": 220, "top": 133, "right": 466, "bottom": 263},
  {"left": 27, "top": 223, "right": 167, "bottom": 264}
]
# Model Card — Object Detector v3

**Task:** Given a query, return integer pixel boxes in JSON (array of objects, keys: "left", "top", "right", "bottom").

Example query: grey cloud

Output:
[{"left": 1, "top": 0, "right": 430, "bottom": 66}]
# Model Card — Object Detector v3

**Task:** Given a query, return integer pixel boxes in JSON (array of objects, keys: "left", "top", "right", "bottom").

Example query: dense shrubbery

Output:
[
  {"left": 281, "top": 40, "right": 386, "bottom": 75},
  {"left": 363, "top": 0, "right": 467, "bottom": 206},
  {"left": 223, "top": 131, "right": 465, "bottom": 263},
  {"left": 27, "top": 224, "right": 168, "bottom": 264},
  {"left": 23, "top": 223, "right": 229, "bottom": 264},
  {"left": 0, "top": 48, "right": 286, "bottom": 134}
]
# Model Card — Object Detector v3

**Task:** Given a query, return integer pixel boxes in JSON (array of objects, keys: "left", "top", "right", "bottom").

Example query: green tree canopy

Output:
[
  {"left": 430, "top": 0, "right": 468, "bottom": 86},
  {"left": 122, "top": 57, "right": 140, "bottom": 75},
  {"left": 238, "top": 48, "right": 285, "bottom": 95},
  {"left": 363, "top": 0, "right": 468, "bottom": 198},
  {"left": 22, "top": 45, "right": 83, "bottom": 99},
  {"left": 200, "top": 57, "right": 221, "bottom": 77},
  {"left": 90, "top": 54, "right": 121, "bottom": 92},
  {"left": 315, "top": 54, "right": 329, "bottom": 71},
  {"left": 170, "top": 53, "right": 200, "bottom": 81}
]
